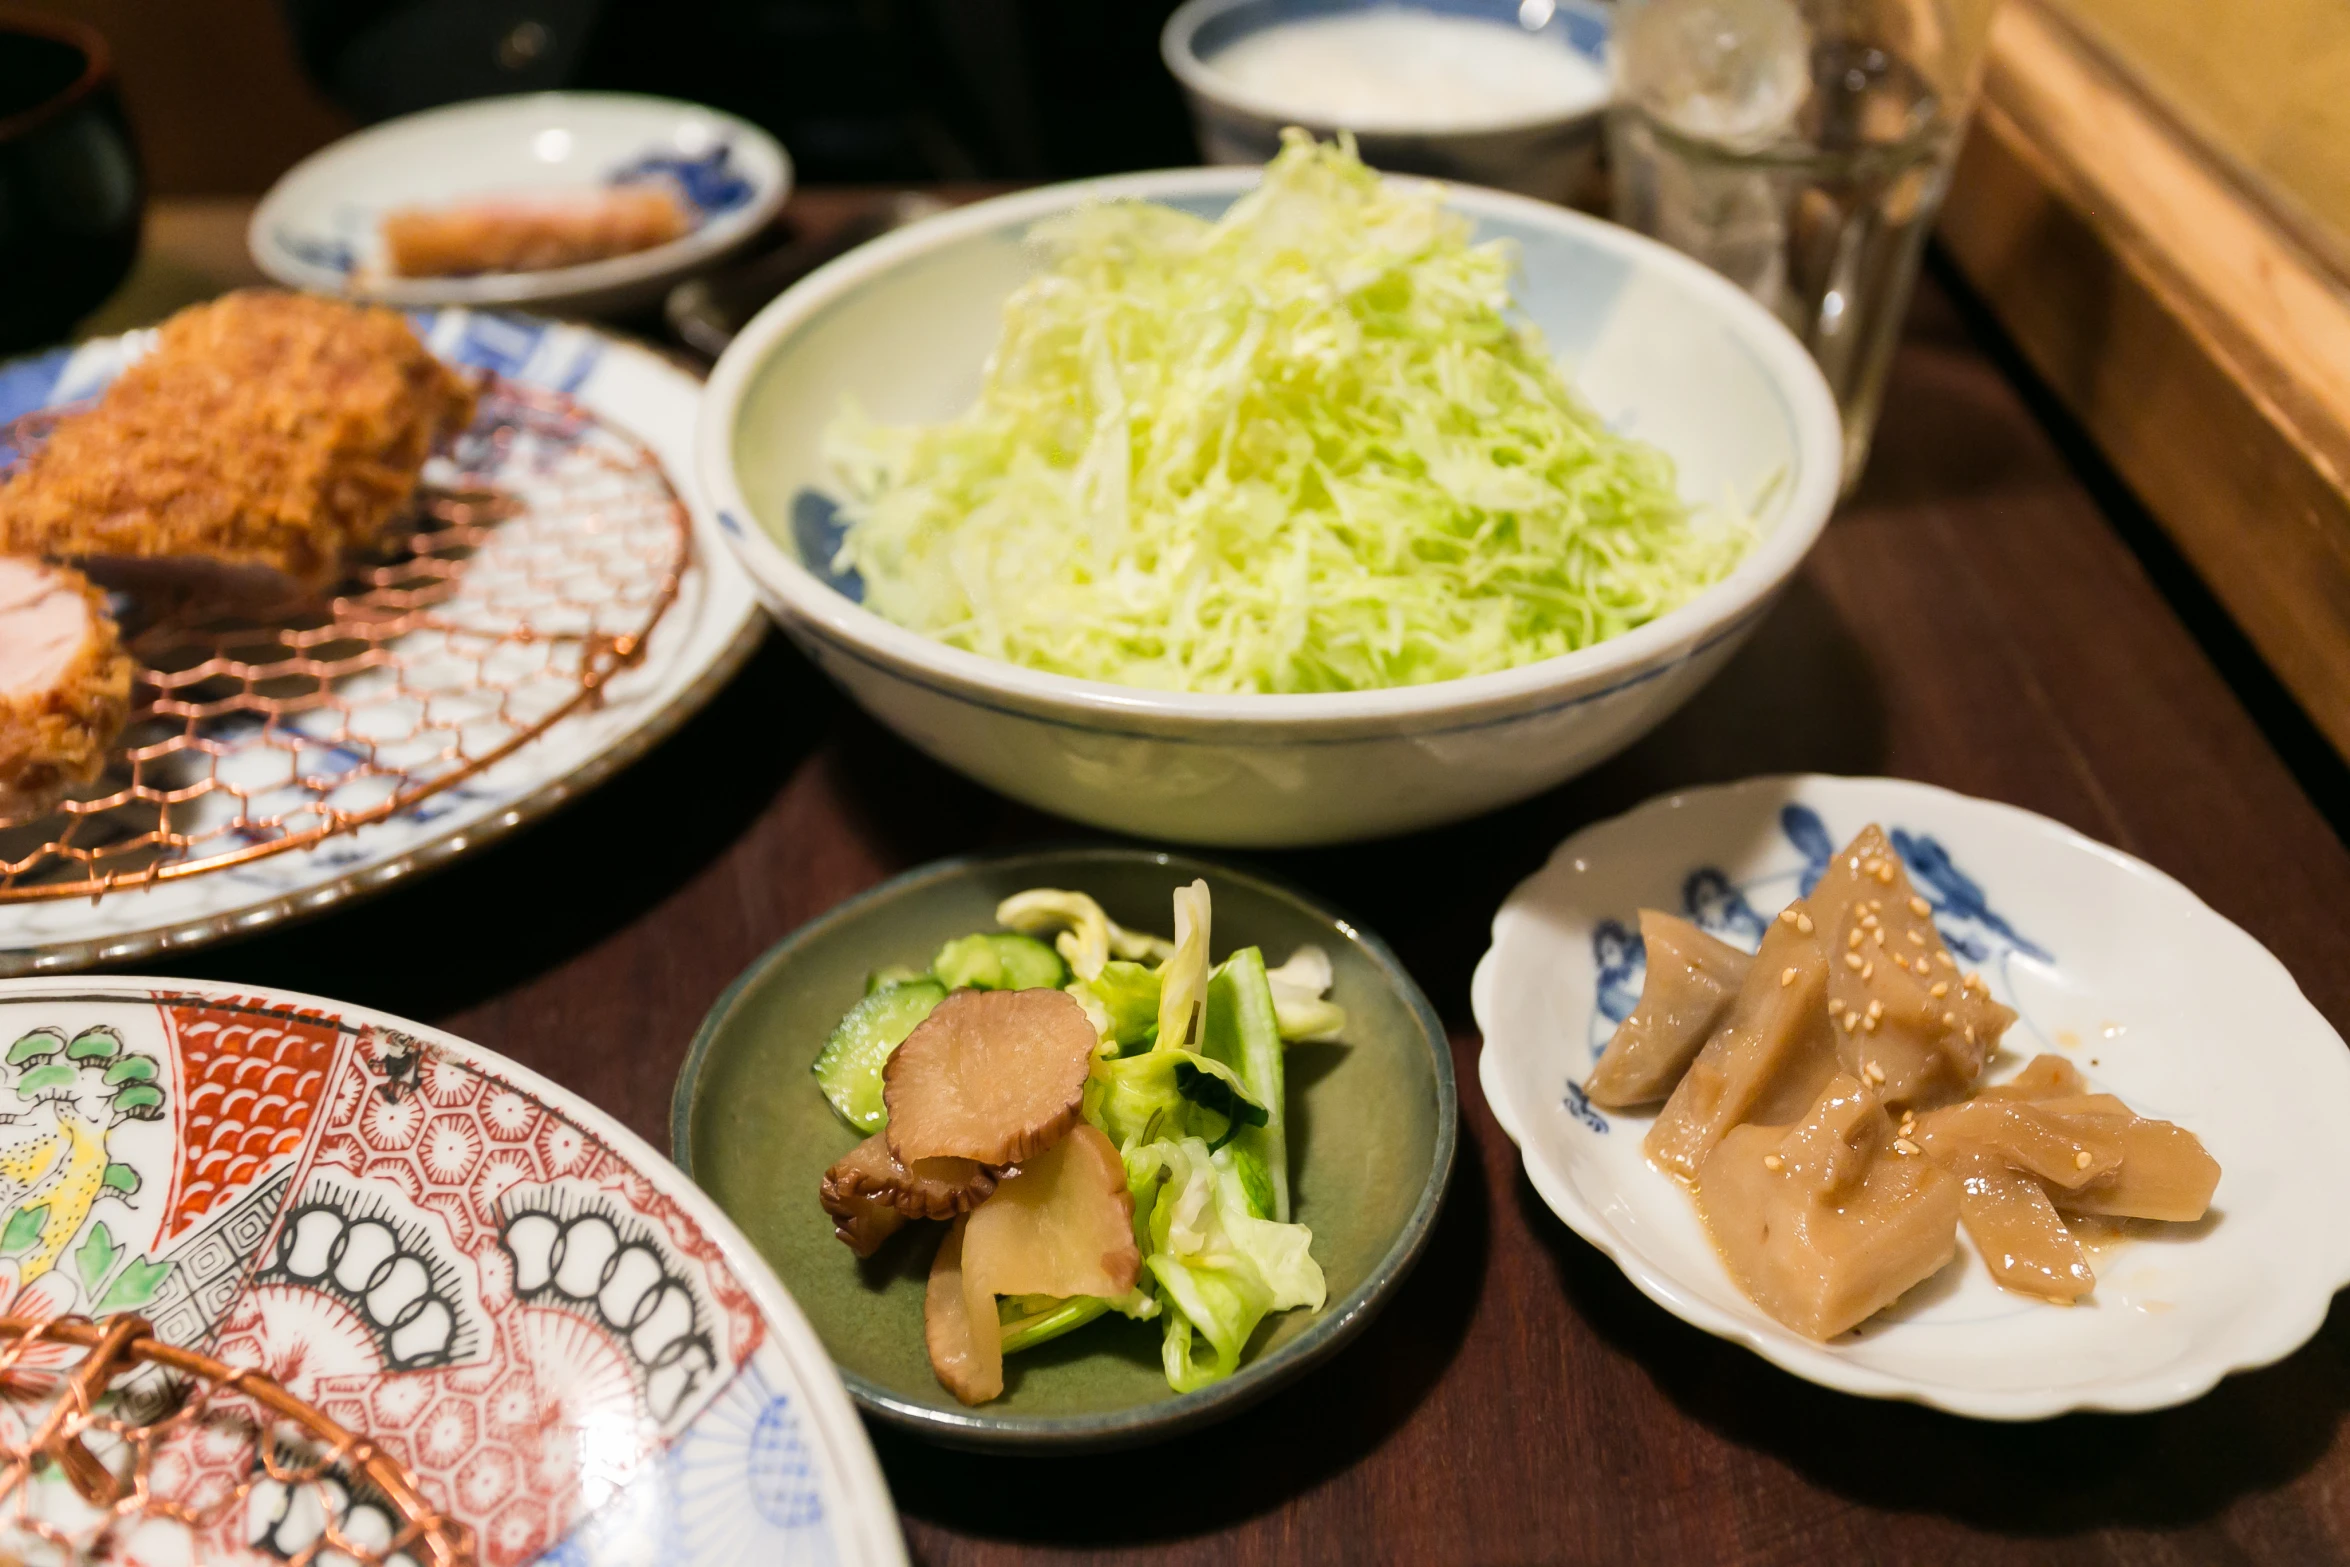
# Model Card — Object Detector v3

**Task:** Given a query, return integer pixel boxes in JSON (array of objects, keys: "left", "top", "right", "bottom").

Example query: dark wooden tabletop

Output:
[{"left": 150, "top": 191, "right": 2350, "bottom": 1566}]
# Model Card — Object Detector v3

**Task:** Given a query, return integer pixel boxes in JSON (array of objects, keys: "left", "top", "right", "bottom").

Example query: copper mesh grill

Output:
[
  {"left": 0, "top": 378, "right": 688, "bottom": 904},
  {"left": 0, "top": 1312, "right": 473, "bottom": 1566}
]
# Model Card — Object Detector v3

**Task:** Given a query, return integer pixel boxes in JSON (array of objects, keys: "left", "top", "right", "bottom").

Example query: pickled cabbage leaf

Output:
[
  {"left": 1085, "top": 1047, "right": 1264, "bottom": 1153},
  {"left": 1077, "top": 960, "right": 1162, "bottom": 1055},
  {"left": 1266, "top": 944, "right": 1346, "bottom": 1042},
  {"left": 996, "top": 888, "right": 1173, "bottom": 982},
  {"left": 1155, "top": 879, "right": 1213, "bottom": 1054},
  {"left": 1128, "top": 1137, "right": 1325, "bottom": 1392},
  {"left": 825, "top": 130, "right": 1748, "bottom": 694}
]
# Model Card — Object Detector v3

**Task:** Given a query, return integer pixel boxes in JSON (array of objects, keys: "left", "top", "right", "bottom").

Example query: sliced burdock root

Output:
[
  {"left": 1910, "top": 1098, "right": 2125, "bottom": 1190},
  {"left": 1973, "top": 1054, "right": 2090, "bottom": 1102},
  {"left": 884, "top": 988, "right": 1096, "bottom": 1168},
  {"left": 1587, "top": 911, "right": 1754, "bottom": 1109},
  {"left": 2033, "top": 1101, "right": 2220, "bottom": 1223},
  {"left": 820, "top": 1133, "right": 997, "bottom": 1256},
  {"left": 1645, "top": 912, "right": 1839, "bottom": 1181},
  {"left": 1945, "top": 1146, "right": 2097, "bottom": 1303},
  {"left": 1808, "top": 824, "right": 2015, "bottom": 1107},
  {"left": 925, "top": 1214, "right": 1002, "bottom": 1406},
  {"left": 1695, "top": 1072, "right": 1959, "bottom": 1340}
]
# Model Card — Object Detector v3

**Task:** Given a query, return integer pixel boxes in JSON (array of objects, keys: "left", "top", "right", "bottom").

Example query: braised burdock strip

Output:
[{"left": 0, "top": 291, "right": 477, "bottom": 602}]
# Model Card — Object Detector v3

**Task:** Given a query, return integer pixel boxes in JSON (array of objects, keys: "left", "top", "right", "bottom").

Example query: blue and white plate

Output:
[
  {"left": 0, "top": 310, "right": 763, "bottom": 974},
  {"left": 250, "top": 93, "right": 790, "bottom": 316},
  {"left": 1473, "top": 774, "right": 2350, "bottom": 1418}
]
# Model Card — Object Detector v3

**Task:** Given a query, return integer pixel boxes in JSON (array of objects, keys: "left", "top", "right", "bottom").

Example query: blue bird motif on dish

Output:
[
  {"left": 609, "top": 142, "right": 754, "bottom": 217},
  {"left": 1681, "top": 867, "right": 1769, "bottom": 945},
  {"left": 1781, "top": 802, "right": 1837, "bottom": 895},
  {"left": 1591, "top": 917, "right": 1644, "bottom": 1025},
  {"left": 274, "top": 227, "right": 358, "bottom": 278},
  {"left": 1891, "top": 827, "right": 2052, "bottom": 964}
]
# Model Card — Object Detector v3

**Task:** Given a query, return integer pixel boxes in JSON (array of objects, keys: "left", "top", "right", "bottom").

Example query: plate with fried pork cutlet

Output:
[
  {"left": 0, "top": 291, "right": 761, "bottom": 972},
  {"left": 1473, "top": 774, "right": 2350, "bottom": 1419}
]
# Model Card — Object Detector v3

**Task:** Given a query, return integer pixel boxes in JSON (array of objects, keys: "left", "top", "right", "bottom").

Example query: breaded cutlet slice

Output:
[
  {"left": 0, "top": 556, "right": 133, "bottom": 819},
  {"left": 0, "top": 290, "right": 478, "bottom": 602}
]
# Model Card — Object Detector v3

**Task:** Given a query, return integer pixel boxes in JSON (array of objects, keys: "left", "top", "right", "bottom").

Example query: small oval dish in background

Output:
[
  {"left": 1473, "top": 774, "right": 2350, "bottom": 1419},
  {"left": 250, "top": 92, "right": 790, "bottom": 316},
  {"left": 672, "top": 846, "right": 1457, "bottom": 1450},
  {"left": 1163, "top": 0, "right": 1614, "bottom": 204}
]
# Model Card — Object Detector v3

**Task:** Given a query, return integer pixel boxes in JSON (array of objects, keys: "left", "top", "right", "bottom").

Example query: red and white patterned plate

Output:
[{"left": 0, "top": 977, "right": 904, "bottom": 1566}]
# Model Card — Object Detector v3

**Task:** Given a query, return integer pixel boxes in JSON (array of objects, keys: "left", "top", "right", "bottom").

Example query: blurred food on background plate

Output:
[{"left": 381, "top": 180, "right": 693, "bottom": 277}]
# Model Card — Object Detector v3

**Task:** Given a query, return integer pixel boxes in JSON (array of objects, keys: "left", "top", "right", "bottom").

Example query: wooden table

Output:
[{"left": 117, "top": 193, "right": 2350, "bottom": 1565}]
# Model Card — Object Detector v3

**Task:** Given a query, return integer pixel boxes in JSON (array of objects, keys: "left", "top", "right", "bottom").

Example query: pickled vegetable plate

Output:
[
  {"left": 1473, "top": 775, "right": 2350, "bottom": 1418},
  {"left": 674, "top": 847, "right": 1455, "bottom": 1448}
]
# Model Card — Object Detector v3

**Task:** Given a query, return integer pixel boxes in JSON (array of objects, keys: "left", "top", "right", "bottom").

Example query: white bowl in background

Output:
[
  {"left": 251, "top": 91, "right": 790, "bottom": 316},
  {"left": 1162, "top": 0, "right": 1614, "bottom": 205},
  {"left": 698, "top": 166, "right": 1840, "bottom": 848}
]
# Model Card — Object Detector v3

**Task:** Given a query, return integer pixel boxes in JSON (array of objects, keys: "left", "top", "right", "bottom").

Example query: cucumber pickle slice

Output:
[{"left": 813, "top": 979, "right": 948, "bottom": 1133}]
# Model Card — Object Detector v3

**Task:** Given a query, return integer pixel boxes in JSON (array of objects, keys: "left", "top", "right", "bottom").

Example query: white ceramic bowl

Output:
[
  {"left": 1475, "top": 775, "right": 2350, "bottom": 1418},
  {"left": 251, "top": 92, "right": 790, "bottom": 316},
  {"left": 698, "top": 167, "right": 1840, "bottom": 847},
  {"left": 1162, "top": 0, "right": 1614, "bottom": 205}
]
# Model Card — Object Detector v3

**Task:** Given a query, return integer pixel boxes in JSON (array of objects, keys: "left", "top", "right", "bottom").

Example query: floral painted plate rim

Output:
[
  {"left": 1472, "top": 774, "right": 2350, "bottom": 1419},
  {"left": 0, "top": 312, "right": 764, "bottom": 976},
  {"left": 0, "top": 973, "right": 907, "bottom": 1566}
]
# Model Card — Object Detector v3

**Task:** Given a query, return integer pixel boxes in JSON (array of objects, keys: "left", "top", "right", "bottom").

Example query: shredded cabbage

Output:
[{"left": 825, "top": 130, "right": 1749, "bottom": 694}]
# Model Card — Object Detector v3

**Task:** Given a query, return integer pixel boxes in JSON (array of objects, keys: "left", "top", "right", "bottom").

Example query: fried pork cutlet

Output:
[
  {"left": 0, "top": 557, "right": 132, "bottom": 818},
  {"left": 0, "top": 290, "right": 478, "bottom": 604},
  {"left": 382, "top": 183, "right": 693, "bottom": 277}
]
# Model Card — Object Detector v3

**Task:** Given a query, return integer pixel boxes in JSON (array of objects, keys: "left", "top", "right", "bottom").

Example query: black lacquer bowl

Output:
[{"left": 0, "top": 11, "right": 141, "bottom": 353}]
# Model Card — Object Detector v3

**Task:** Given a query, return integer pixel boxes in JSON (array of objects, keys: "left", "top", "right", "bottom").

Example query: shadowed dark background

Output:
[{"left": 10, "top": 0, "right": 1196, "bottom": 192}]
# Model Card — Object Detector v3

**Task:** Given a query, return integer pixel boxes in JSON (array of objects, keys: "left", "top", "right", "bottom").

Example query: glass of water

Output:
[{"left": 1607, "top": 0, "right": 1999, "bottom": 489}]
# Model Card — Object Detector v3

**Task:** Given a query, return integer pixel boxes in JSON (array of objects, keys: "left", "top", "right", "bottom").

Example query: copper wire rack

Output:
[
  {"left": 0, "top": 1312, "right": 473, "bottom": 1566},
  {"left": 0, "top": 378, "right": 689, "bottom": 904}
]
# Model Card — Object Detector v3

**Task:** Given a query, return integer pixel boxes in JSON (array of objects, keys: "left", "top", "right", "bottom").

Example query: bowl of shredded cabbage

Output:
[{"left": 700, "top": 135, "right": 1840, "bottom": 846}]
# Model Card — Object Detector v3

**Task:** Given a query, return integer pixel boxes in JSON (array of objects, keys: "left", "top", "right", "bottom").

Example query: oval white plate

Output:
[
  {"left": 0, "top": 975, "right": 903, "bottom": 1565},
  {"left": 251, "top": 92, "right": 790, "bottom": 315},
  {"left": 1472, "top": 774, "right": 2350, "bottom": 1419},
  {"left": 0, "top": 311, "right": 762, "bottom": 974}
]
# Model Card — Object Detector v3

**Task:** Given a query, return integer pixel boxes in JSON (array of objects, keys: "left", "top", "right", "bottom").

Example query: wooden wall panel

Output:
[{"left": 1939, "top": 0, "right": 2350, "bottom": 763}]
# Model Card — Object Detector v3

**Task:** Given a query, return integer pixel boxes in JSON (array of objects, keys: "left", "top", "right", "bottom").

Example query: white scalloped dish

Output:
[{"left": 1473, "top": 774, "right": 2350, "bottom": 1419}]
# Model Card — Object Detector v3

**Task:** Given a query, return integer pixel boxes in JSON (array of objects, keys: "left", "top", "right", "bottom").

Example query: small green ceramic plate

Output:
[{"left": 672, "top": 846, "right": 1456, "bottom": 1450}]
